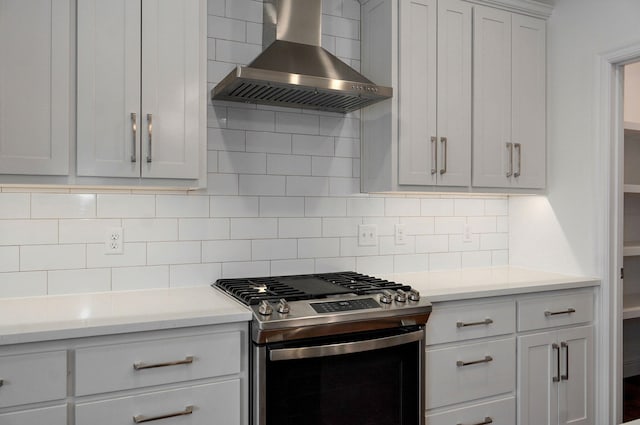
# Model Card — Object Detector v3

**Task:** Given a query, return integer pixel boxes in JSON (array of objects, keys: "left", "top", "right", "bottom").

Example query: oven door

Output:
[{"left": 253, "top": 326, "right": 425, "bottom": 425}]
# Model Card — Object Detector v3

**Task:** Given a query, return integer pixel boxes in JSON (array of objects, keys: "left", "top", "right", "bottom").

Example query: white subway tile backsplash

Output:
[
  {"left": 486, "top": 199, "right": 508, "bottom": 216},
  {"left": 415, "top": 235, "right": 449, "bottom": 253},
  {"left": 394, "top": 254, "right": 429, "bottom": 273},
  {"left": 400, "top": 217, "right": 435, "bottom": 235},
  {"left": 112, "top": 266, "right": 169, "bottom": 291},
  {"left": 421, "top": 199, "right": 454, "bottom": 216},
  {"left": 305, "top": 197, "right": 347, "bottom": 217},
  {"left": 48, "top": 268, "right": 111, "bottom": 295},
  {"left": 0, "top": 272, "right": 47, "bottom": 297},
  {"left": 207, "top": 151, "right": 218, "bottom": 173},
  {"left": 271, "top": 259, "right": 315, "bottom": 276},
  {"left": 60, "top": 219, "right": 122, "bottom": 244},
  {"left": 252, "top": 239, "right": 297, "bottom": 260},
  {"left": 346, "top": 197, "right": 384, "bottom": 217},
  {"left": 340, "top": 237, "right": 378, "bottom": 257},
  {"left": 342, "top": 0, "right": 360, "bottom": 20},
  {"left": 462, "top": 251, "right": 493, "bottom": 268},
  {"left": 148, "top": 241, "right": 201, "bottom": 265},
  {"left": 208, "top": 60, "right": 236, "bottom": 84},
  {"left": 240, "top": 175, "right": 286, "bottom": 196},
  {"left": 202, "top": 240, "right": 251, "bottom": 262},
  {"left": 312, "top": 157, "right": 353, "bottom": 177},
  {"left": 211, "top": 196, "right": 259, "bottom": 217},
  {"left": 0, "top": 247, "right": 19, "bottom": 272},
  {"left": 122, "top": 219, "right": 178, "bottom": 242},
  {"left": 228, "top": 108, "right": 275, "bottom": 132},
  {"left": 207, "top": 0, "right": 224, "bottom": 17},
  {"left": 429, "top": 252, "right": 461, "bottom": 271},
  {"left": 32, "top": 194, "right": 96, "bottom": 218},
  {"left": 286, "top": 176, "right": 330, "bottom": 196},
  {"left": 315, "top": 256, "right": 356, "bottom": 273},
  {"left": 180, "top": 218, "right": 229, "bottom": 240},
  {"left": 279, "top": 218, "right": 322, "bottom": 238},
  {"left": 328, "top": 177, "right": 359, "bottom": 196},
  {"left": 207, "top": 173, "right": 240, "bottom": 195},
  {"left": 215, "top": 39, "right": 261, "bottom": 64},
  {"left": 246, "top": 131, "right": 292, "bottom": 154},
  {"left": 467, "top": 217, "right": 497, "bottom": 233},
  {"left": 222, "top": 261, "right": 270, "bottom": 278},
  {"left": 292, "top": 135, "right": 335, "bottom": 156},
  {"left": 322, "top": 14, "right": 359, "bottom": 39},
  {"left": 454, "top": 199, "right": 485, "bottom": 217},
  {"left": 434, "top": 217, "right": 465, "bottom": 234},
  {"left": 219, "top": 151, "right": 266, "bottom": 174},
  {"left": 20, "top": 244, "right": 86, "bottom": 271},
  {"left": 0, "top": 193, "right": 29, "bottom": 218},
  {"left": 208, "top": 15, "right": 246, "bottom": 42},
  {"left": 322, "top": 0, "right": 342, "bottom": 16},
  {"left": 322, "top": 217, "right": 361, "bottom": 237},
  {"left": 385, "top": 198, "right": 420, "bottom": 217},
  {"left": 267, "top": 154, "right": 311, "bottom": 175},
  {"left": 334, "top": 138, "right": 360, "bottom": 158},
  {"left": 170, "top": 263, "right": 222, "bottom": 287},
  {"left": 231, "top": 218, "right": 278, "bottom": 239},
  {"left": 98, "top": 194, "right": 155, "bottom": 218},
  {"left": 276, "top": 112, "right": 320, "bottom": 135},
  {"left": 380, "top": 236, "right": 415, "bottom": 255},
  {"left": 356, "top": 256, "right": 393, "bottom": 275},
  {"left": 260, "top": 197, "right": 305, "bottom": 217},
  {"left": 449, "top": 234, "right": 481, "bottom": 252},
  {"left": 298, "top": 238, "right": 340, "bottom": 258},
  {"left": 157, "top": 195, "right": 209, "bottom": 218},
  {"left": 480, "top": 233, "right": 509, "bottom": 250},
  {"left": 320, "top": 116, "right": 359, "bottom": 138},
  {"left": 363, "top": 217, "right": 397, "bottom": 236},
  {"left": 492, "top": 250, "right": 509, "bottom": 266},
  {"left": 208, "top": 128, "right": 246, "bottom": 151},
  {"left": 497, "top": 216, "right": 509, "bottom": 233},
  {"left": 246, "top": 22, "right": 262, "bottom": 45},
  {"left": 336, "top": 37, "right": 360, "bottom": 60},
  {"left": 322, "top": 35, "right": 337, "bottom": 54},
  {"left": 87, "top": 243, "right": 147, "bottom": 268},
  {"left": 0, "top": 220, "right": 58, "bottom": 245},
  {"left": 225, "top": 0, "right": 263, "bottom": 23}
]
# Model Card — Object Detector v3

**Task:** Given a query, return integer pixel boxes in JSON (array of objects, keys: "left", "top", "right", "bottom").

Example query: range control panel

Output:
[{"left": 310, "top": 298, "right": 381, "bottom": 314}]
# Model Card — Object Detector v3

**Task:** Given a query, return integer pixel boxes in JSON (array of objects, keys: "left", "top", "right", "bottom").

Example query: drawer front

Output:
[
  {"left": 426, "top": 337, "right": 515, "bottom": 409},
  {"left": 0, "top": 404, "right": 67, "bottom": 425},
  {"left": 0, "top": 350, "right": 67, "bottom": 408},
  {"left": 75, "top": 331, "right": 241, "bottom": 396},
  {"left": 425, "top": 299, "right": 516, "bottom": 345},
  {"left": 518, "top": 290, "right": 594, "bottom": 332},
  {"left": 76, "top": 380, "right": 240, "bottom": 425},
  {"left": 426, "top": 396, "right": 515, "bottom": 425}
]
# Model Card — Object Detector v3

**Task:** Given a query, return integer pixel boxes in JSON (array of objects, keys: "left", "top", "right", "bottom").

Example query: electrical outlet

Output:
[
  {"left": 395, "top": 224, "right": 406, "bottom": 245},
  {"left": 105, "top": 227, "right": 123, "bottom": 255},
  {"left": 463, "top": 223, "right": 473, "bottom": 243},
  {"left": 358, "top": 224, "right": 378, "bottom": 246}
]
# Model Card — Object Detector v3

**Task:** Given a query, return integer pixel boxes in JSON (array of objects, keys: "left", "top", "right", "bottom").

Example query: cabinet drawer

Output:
[
  {"left": 0, "top": 404, "right": 67, "bottom": 425},
  {"left": 75, "top": 331, "right": 241, "bottom": 396},
  {"left": 426, "top": 396, "right": 515, "bottom": 425},
  {"left": 425, "top": 299, "right": 516, "bottom": 345},
  {"left": 76, "top": 380, "right": 240, "bottom": 425},
  {"left": 517, "top": 290, "right": 594, "bottom": 332},
  {"left": 0, "top": 350, "right": 67, "bottom": 408},
  {"left": 426, "top": 337, "right": 515, "bottom": 409}
]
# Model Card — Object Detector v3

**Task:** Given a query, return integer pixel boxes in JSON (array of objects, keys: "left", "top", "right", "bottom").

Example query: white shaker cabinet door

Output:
[
  {"left": 557, "top": 326, "right": 594, "bottom": 425},
  {"left": 0, "top": 0, "right": 70, "bottom": 175},
  {"left": 77, "top": 0, "right": 142, "bottom": 177},
  {"left": 141, "top": 0, "right": 201, "bottom": 179}
]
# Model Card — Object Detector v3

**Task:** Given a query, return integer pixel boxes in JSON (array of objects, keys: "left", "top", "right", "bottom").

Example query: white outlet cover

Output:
[
  {"left": 358, "top": 224, "right": 378, "bottom": 246},
  {"left": 395, "top": 224, "right": 406, "bottom": 245},
  {"left": 105, "top": 227, "right": 124, "bottom": 255}
]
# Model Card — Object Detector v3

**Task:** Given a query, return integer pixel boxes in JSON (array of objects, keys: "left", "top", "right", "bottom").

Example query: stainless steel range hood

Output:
[{"left": 211, "top": 0, "right": 392, "bottom": 113}]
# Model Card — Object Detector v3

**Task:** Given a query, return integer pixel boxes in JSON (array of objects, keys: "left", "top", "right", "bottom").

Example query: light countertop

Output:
[
  {"left": 380, "top": 266, "right": 600, "bottom": 303},
  {"left": 0, "top": 286, "right": 251, "bottom": 346}
]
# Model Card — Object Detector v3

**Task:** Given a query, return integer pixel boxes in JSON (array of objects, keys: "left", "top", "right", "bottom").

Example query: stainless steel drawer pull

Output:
[
  {"left": 456, "top": 318, "right": 493, "bottom": 328},
  {"left": 456, "top": 355, "right": 493, "bottom": 367},
  {"left": 131, "top": 112, "right": 137, "bottom": 163},
  {"left": 506, "top": 142, "right": 513, "bottom": 177},
  {"left": 514, "top": 142, "right": 522, "bottom": 177},
  {"left": 552, "top": 343, "right": 560, "bottom": 382},
  {"left": 544, "top": 308, "right": 576, "bottom": 317},
  {"left": 440, "top": 136, "right": 447, "bottom": 175},
  {"left": 133, "top": 355, "right": 194, "bottom": 370},
  {"left": 431, "top": 136, "right": 437, "bottom": 175},
  {"left": 146, "top": 113, "right": 153, "bottom": 163},
  {"left": 457, "top": 417, "right": 493, "bottom": 425},
  {"left": 0, "top": 379, "right": 3, "bottom": 388},
  {"left": 561, "top": 341, "right": 569, "bottom": 381},
  {"left": 133, "top": 405, "right": 193, "bottom": 423}
]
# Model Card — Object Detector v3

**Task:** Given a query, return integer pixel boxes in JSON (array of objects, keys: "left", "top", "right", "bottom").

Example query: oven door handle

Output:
[{"left": 268, "top": 329, "right": 424, "bottom": 361}]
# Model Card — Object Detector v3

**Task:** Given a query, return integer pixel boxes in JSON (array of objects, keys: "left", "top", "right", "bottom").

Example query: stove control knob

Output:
[
  {"left": 395, "top": 289, "right": 407, "bottom": 303},
  {"left": 408, "top": 289, "right": 421, "bottom": 302},
  {"left": 379, "top": 290, "right": 394, "bottom": 304},
  {"left": 258, "top": 300, "right": 273, "bottom": 316},
  {"left": 277, "top": 298, "right": 290, "bottom": 314}
]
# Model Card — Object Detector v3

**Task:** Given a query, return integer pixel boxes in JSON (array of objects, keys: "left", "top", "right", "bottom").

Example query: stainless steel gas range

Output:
[{"left": 212, "top": 271, "right": 432, "bottom": 425}]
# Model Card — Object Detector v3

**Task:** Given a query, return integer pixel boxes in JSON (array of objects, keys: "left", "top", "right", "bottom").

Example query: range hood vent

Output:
[{"left": 211, "top": 0, "right": 392, "bottom": 113}]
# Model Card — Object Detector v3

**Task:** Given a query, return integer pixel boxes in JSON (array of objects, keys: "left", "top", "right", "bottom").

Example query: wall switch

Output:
[
  {"left": 358, "top": 224, "right": 378, "bottom": 246},
  {"left": 105, "top": 227, "right": 124, "bottom": 255},
  {"left": 395, "top": 224, "right": 407, "bottom": 245},
  {"left": 463, "top": 223, "right": 473, "bottom": 243}
]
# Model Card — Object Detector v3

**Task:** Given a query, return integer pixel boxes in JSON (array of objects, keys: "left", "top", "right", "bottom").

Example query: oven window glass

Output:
[{"left": 265, "top": 336, "right": 420, "bottom": 425}]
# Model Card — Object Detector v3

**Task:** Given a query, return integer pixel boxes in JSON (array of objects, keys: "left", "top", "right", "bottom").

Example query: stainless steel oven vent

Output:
[{"left": 211, "top": 0, "right": 392, "bottom": 113}]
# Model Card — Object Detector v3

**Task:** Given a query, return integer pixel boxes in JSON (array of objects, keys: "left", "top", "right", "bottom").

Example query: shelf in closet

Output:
[
  {"left": 625, "top": 185, "right": 640, "bottom": 194},
  {"left": 624, "top": 242, "right": 640, "bottom": 257},
  {"left": 624, "top": 293, "right": 640, "bottom": 320},
  {"left": 625, "top": 121, "right": 640, "bottom": 133}
]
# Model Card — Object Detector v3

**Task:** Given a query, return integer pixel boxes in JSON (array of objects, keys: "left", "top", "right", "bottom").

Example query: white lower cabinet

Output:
[
  {"left": 76, "top": 380, "right": 240, "bottom": 425},
  {"left": 0, "top": 404, "right": 67, "bottom": 425},
  {"left": 426, "top": 397, "right": 515, "bottom": 425}
]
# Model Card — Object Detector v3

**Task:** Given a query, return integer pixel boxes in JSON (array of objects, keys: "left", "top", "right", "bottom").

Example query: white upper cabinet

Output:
[
  {"left": 77, "top": 0, "right": 203, "bottom": 180},
  {"left": 472, "top": 6, "right": 546, "bottom": 189},
  {"left": 0, "top": 0, "right": 71, "bottom": 176}
]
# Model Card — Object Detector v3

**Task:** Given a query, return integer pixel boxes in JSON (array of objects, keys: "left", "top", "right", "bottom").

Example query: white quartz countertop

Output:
[
  {"left": 380, "top": 266, "right": 600, "bottom": 303},
  {"left": 0, "top": 286, "right": 251, "bottom": 346}
]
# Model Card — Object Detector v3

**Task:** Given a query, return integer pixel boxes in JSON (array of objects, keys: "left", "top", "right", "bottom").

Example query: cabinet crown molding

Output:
[{"left": 357, "top": 0, "right": 554, "bottom": 19}]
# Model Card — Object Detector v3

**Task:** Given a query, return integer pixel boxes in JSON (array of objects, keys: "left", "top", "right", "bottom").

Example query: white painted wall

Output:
[
  {"left": 510, "top": 0, "right": 640, "bottom": 277},
  {"left": 625, "top": 62, "right": 640, "bottom": 125}
]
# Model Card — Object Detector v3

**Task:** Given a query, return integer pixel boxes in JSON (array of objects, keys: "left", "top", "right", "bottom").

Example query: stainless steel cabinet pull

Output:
[
  {"left": 456, "top": 355, "right": 493, "bottom": 367},
  {"left": 440, "top": 137, "right": 447, "bottom": 175},
  {"left": 552, "top": 343, "right": 560, "bottom": 382},
  {"left": 514, "top": 143, "right": 522, "bottom": 177},
  {"left": 544, "top": 308, "right": 576, "bottom": 317},
  {"left": 457, "top": 417, "right": 493, "bottom": 425},
  {"left": 431, "top": 136, "right": 437, "bottom": 175},
  {"left": 506, "top": 142, "right": 513, "bottom": 177},
  {"left": 456, "top": 318, "right": 493, "bottom": 328},
  {"left": 133, "top": 355, "right": 193, "bottom": 370},
  {"left": 146, "top": 113, "right": 153, "bottom": 163},
  {"left": 131, "top": 112, "right": 137, "bottom": 163},
  {"left": 561, "top": 341, "right": 569, "bottom": 381},
  {"left": 133, "top": 405, "right": 193, "bottom": 423},
  {"left": 0, "top": 379, "right": 3, "bottom": 388}
]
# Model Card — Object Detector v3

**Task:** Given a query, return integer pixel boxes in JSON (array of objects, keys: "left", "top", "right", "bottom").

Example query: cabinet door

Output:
[
  {"left": 436, "top": 0, "right": 471, "bottom": 187},
  {"left": 77, "top": 0, "right": 142, "bottom": 177},
  {"left": 511, "top": 14, "right": 546, "bottom": 189},
  {"left": 557, "top": 326, "right": 594, "bottom": 425},
  {"left": 141, "top": 0, "right": 201, "bottom": 179},
  {"left": 0, "top": 0, "right": 70, "bottom": 175},
  {"left": 517, "top": 331, "right": 559, "bottom": 425},
  {"left": 398, "top": 0, "right": 437, "bottom": 185},
  {"left": 472, "top": 6, "right": 512, "bottom": 188}
]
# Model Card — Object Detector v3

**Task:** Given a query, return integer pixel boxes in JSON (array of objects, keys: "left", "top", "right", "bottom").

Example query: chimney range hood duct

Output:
[{"left": 211, "top": 0, "right": 392, "bottom": 113}]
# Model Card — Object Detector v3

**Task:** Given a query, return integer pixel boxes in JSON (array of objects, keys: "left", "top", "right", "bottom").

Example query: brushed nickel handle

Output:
[
  {"left": 431, "top": 136, "right": 437, "bottom": 175},
  {"left": 440, "top": 137, "right": 447, "bottom": 175},
  {"left": 552, "top": 343, "right": 560, "bottom": 382},
  {"left": 131, "top": 112, "right": 137, "bottom": 163},
  {"left": 545, "top": 308, "right": 576, "bottom": 317},
  {"left": 506, "top": 142, "right": 513, "bottom": 177},
  {"left": 561, "top": 341, "right": 569, "bottom": 381},
  {"left": 514, "top": 142, "right": 522, "bottom": 177},
  {"left": 456, "top": 318, "right": 493, "bottom": 328},
  {"left": 457, "top": 417, "right": 493, "bottom": 425},
  {"left": 456, "top": 355, "right": 493, "bottom": 367},
  {"left": 133, "top": 355, "right": 193, "bottom": 370},
  {"left": 146, "top": 113, "right": 153, "bottom": 163},
  {"left": 133, "top": 405, "right": 193, "bottom": 423}
]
